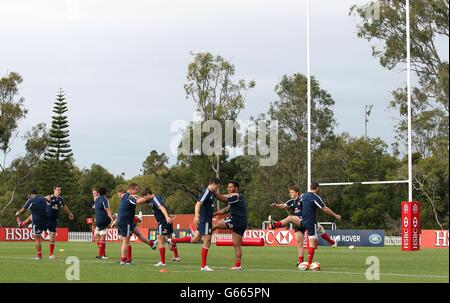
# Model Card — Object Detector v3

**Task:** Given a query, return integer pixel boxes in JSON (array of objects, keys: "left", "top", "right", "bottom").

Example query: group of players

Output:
[{"left": 15, "top": 179, "right": 341, "bottom": 271}]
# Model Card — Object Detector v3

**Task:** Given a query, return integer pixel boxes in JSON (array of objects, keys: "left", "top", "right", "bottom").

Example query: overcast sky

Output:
[{"left": 1, "top": 0, "right": 448, "bottom": 178}]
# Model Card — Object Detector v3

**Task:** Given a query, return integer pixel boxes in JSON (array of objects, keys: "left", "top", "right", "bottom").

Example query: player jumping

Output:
[
  {"left": 15, "top": 190, "right": 49, "bottom": 259},
  {"left": 212, "top": 181, "right": 247, "bottom": 270},
  {"left": 168, "top": 177, "right": 221, "bottom": 271},
  {"left": 116, "top": 183, "right": 157, "bottom": 265}
]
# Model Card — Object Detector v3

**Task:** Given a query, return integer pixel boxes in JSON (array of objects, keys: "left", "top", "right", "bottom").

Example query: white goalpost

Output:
[{"left": 306, "top": 0, "right": 413, "bottom": 202}]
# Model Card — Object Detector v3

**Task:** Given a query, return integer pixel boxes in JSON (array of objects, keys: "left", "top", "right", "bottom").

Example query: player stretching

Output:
[
  {"left": 269, "top": 186, "right": 306, "bottom": 265},
  {"left": 45, "top": 185, "right": 74, "bottom": 259},
  {"left": 92, "top": 187, "right": 114, "bottom": 260},
  {"left": 212, "top": 181, "right": 247, "bottom": 270},
  {"left": 15, "top": 190, "right": 49, "bottom": 259},
  {"left": 300, "top": 182, "right": 341, "bottom": 270},
  {"left": 141, "top": 188, "right": 179, "bottom": 267},
  {"left": 168, "top": 178, "right": 221, "bottom": 271},
  {"left": 117, "top": 183, "right": 156, "bottom": 265}
]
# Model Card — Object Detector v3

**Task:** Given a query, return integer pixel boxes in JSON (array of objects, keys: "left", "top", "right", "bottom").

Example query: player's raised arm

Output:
[
  {"left": 271, "top": 201, "right": 289, "bottom": 209},
  {"left": 323, "top": 206, "right": 341, "bottom": 221}
]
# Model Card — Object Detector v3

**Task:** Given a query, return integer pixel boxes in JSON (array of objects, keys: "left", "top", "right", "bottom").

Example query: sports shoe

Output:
[
  {"left": 126, "top": 260, "right": 134, "bottom": 265},
  {"left": 120, "top": 261, "right": 128, "bottom": 265},
  {"left": 229, "top": 266, "right": 242, "bottom": 271},
  {"left": 33, "top": 256, "right": 43, "bottom": 260},
  {"left": 150, "top": 240, "right": 157, "bottom": 250},
  {"left": 189, "top": 223, "right": 197, "bottom": 235},
  {"left": 201, "top": 265, "right": 214, "bottom": 272},
  {"left": 171, "top": 257, "right": 181, "bottom": 262},
  {"left": 99, "top": 256, "right": 108, "bottom": 260},
  {"left": 332, "top": 239, "right": 338, "bottom": 248},
  {"left": 154, "top": 261, "right": 166, "bottom": 267},
  {"left": 48, "top": 255, "right": 56, "bottom": 260}
]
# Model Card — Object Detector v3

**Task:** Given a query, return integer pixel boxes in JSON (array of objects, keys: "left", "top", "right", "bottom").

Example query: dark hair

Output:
[
  {"left": 228, "top": 181, "right": 240, "bottom": 189},
  {"left": 117, "top": 188, "right": 126, "bottom": 194},
  {"left": 54, "top": 185, "right": 61, "bottom": 189},
  {"left": 141, "top": 188, "right": 153, "bottom": 196},
  {"left": 289, "top": 185, "right": 300, "bottom": 193},
  {"left": 310, "top": 182, "right": 320, "bottom": 190},
  {"left": 29, "top": 189, "right": 38, "bottom": 195},
  {"left": 99, "top": 187, "right": 107, "bottom": 196},
  {"left": 128, "top": 183, "right": 139, "bottom": 190},
  {"left": 209, "top": 177, "right": 221, "bottom": 185}
]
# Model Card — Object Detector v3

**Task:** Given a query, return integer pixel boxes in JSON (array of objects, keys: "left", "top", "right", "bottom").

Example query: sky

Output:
[{"left": 1, "top": 0, "right": 448, "bottom": 178}]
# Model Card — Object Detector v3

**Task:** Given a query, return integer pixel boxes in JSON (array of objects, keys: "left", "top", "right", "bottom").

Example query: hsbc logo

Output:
[
  {"left": 403, "top": 204, "right": 409, "bottom": 214},
  {"left": 276, "top": 230, "right": 292, "bottom": 245},
  {"left": 412, "top": 204, "right": 419, "bottom": 214},
  {"left": 412, "top": 217, "right": 418, "bottom": 228},
  {"left": 403, "top": 217, "right": 409, "bottom": 228}
]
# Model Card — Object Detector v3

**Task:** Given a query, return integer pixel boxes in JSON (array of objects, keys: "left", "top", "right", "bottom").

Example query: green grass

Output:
[{"left": 0, "top": 242, "right": 448, "bottom": 283}]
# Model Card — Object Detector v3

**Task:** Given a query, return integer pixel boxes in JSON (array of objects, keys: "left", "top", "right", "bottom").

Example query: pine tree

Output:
[{"left": 41, "top": 89, "right": 75, "bottom": 192}]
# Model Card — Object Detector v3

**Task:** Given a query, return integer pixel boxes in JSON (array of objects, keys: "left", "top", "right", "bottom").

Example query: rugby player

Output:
[
  {"left": 212, "top": 181, "right": 247, "bottom": 270},
  {"left": 168, "top": 178, "right": 221, "bottom": 271},
  {"left": 117, "top": 183, "right": 157, "bottom": 265},
  {"left": 15, "top": 190, "right": 49, "bottom": 259},
  {"left": 44, "top": 185, "right": 74, "bottom": 259},
  {"left": 92, "top": 187, "right": 114, "bottom": 260}
]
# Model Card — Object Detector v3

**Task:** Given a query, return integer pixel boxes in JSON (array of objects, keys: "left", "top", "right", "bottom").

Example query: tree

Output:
[
  {"left": 240, "top": 74, "right": 336, "bottom": 226},
  {"left": 142, "top": 150, "right": 168, "bottom": 175},
  {"left": 0, "top": 72, "right": 28, "bottom": 170},
  {"left": 0, "top": 123, "right": 48, "bottom": 226},
  {"left": 351, "top": 0, "right": 449, "bottom": 228},
  {"left": 41, "top": 89, "right": 74, "bottom": 187},
  {"left": 183, "top": 52, "right": 255, "bottom": 179}
]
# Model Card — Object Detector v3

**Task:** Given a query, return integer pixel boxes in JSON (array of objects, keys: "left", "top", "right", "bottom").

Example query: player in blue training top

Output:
[
  {"left": 92, "top": 187, "right": 114, "bottom": 260},
  {"left": 212, "top": 181, "right": 248, "bottom": 270},
  {"left": 117, "top": 183, "right": 157, "bottom": 265},
  {"left": 141, "top": 188, "right": 181, "bottom": 267},
  {"left": 15, "top": 190, "right": 49, "bottom": 259},
  {"left": 167, "top": 177, "right": 221, "bottom": 272},
  {"left": 269, "top": 186, "right": 306, "bottom": 266},
  {"left": 300, "top": 182, "right": 341, "bottom": 270},
  {"left": 44, "top": 185, "right": 74, "bottom": 259}
]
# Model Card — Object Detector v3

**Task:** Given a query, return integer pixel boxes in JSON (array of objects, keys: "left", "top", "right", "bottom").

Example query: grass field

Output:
[{"left": 0, "top": 242, "right": 448, "bottom": 283}]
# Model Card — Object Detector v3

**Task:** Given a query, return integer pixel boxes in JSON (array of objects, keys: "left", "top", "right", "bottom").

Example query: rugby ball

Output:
[
  {"left": 310, "top": 262, "right": 321, "bottom": 271},
  {"left": 298, "top": 262, "right": 310, "bottom": 271},
  {"left": 349, "top": 245, "right": 355, "bottom": 250}
]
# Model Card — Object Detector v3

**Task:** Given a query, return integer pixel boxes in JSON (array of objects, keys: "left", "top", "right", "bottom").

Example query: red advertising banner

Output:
[
  {"left": 401, "top": 201, "right": 421, "bottom": 251},
  {"left": 243, "top": 229, "right": 307, "bottom": 247},
  {"left": 0, "top": 227, "right": 69, "bottom": 242},
  {"left": 421, "top": 230, "right": 449, "bottom": 248},
  {"left": 92, "top": 227, "right": 149, "bottom": 243}
]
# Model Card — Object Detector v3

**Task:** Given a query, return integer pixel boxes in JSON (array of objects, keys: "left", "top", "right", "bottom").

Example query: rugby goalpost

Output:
[{"left": 306, "top": 0, "right": 413, "bottom": 203}]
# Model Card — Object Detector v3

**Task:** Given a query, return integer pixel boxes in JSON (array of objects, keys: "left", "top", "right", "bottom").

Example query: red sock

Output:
[
  {"left": 49, "top": 242, "right": 55, "bottom": 256},
  {"left": 299, "top": 256, "right": 304, "bottom": 263},
  {"left": 235, "top": 260, "right": 241, "bottom": 268},
  {"left": 173, "top": 248, "right": 179, "bottom": 258},
  {"left": 148, "top": 240, "right": 155, "bottom": 247},
  {"left": 127, "top": 245, "right": 132, "bottom": 262},
  {"left": 274, "top": 221, "right": 282, "bottom": 228},
  {"left": 37, "top": 251, "right": 42, "bottom": 258},
  {"left": 173, "top": 236, "right": 192, "bottom": 244},
  {"left": 121, "top": 257, "right": 127, "bottom": 263},
  {"left": 201, "top": 247, "right": 209, "bottom": 268},
  {"left": 308, "top": 247, "right": 315, "bottom": 264},
  {"left": 159, "top": 247, "right": 166, "bottom": 264},
  {"left": 99, "top": 241, "right": 106, "bottom": 257},
  {"left": 321, "top": 233, "right": 335, "bottom": 245}
]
